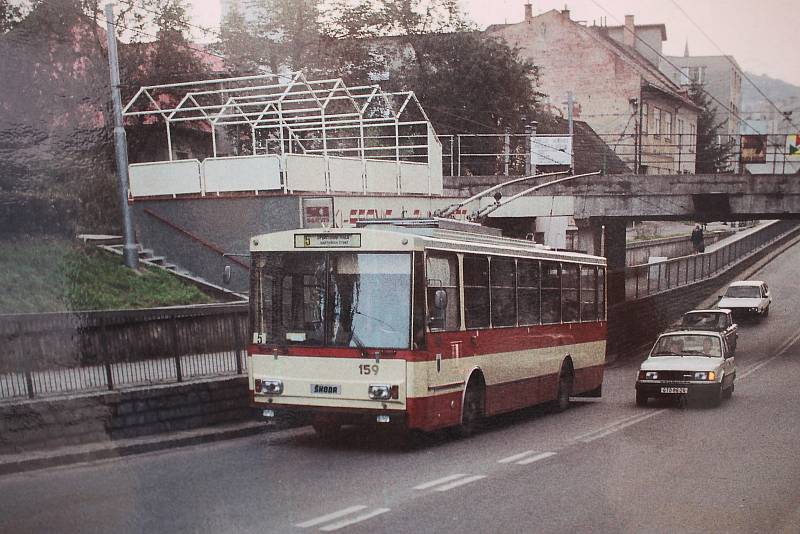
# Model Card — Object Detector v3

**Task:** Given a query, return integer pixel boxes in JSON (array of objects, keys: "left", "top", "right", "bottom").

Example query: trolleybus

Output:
[{"left": 248, "top": 219, "right": 606, "bottom": 437}]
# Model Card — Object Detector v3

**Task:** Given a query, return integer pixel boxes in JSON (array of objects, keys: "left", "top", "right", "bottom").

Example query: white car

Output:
[
  {"left": 718, "top": 280, "right": 771, "bottom": 318},
  {"left": 636, "top": 330, "right": 736, "bottom": 407}
]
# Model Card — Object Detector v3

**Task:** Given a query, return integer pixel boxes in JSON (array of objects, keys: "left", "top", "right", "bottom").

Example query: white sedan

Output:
[
  {"left": 718, "top": 280, "right": 771, "bottom": 318},
  {"left": 636, "top": 331, "right": 736, "bottom": 407}
]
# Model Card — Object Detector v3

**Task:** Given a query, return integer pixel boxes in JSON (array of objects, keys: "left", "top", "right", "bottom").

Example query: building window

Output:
[
  {"left": 653, "top": 108, "right": 662, "bottom": 138},
  {"left": 664, "top": 111, "right": 673, "bottom": 140},
  {"left": 641, "top": 103, "right": 649, "bottom": 135},
  {"left": 679, "top": 67, "right": 690, "bottom": 86},
  {"left": 690, "top": 123, "right": 696, "bottom": 153},
  {"left": 688, "top": 66, "right": 706, "bottom": 85}
]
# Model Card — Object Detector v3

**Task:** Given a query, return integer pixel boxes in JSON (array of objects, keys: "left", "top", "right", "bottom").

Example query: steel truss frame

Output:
[{"left": 122, "top": 71, "right": 437, "bottom": 163}]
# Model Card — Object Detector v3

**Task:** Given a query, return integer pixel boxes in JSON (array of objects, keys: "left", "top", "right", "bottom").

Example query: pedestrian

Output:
[{"left": 691, "top": 224, "right": 705, "bottom": 254}]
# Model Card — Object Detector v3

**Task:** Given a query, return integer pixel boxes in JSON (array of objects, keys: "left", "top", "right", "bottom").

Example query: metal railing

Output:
[
  {"left": 0, "top": 303, "right": 248, "bottom": 401},
  {"left": 625, "top": 220, "right": 800, "bottom": 300}
]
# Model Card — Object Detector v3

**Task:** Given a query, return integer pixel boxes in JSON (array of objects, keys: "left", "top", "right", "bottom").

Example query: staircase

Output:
[{"left": 78, "top": 235, "right": 183, "bottom": 274}]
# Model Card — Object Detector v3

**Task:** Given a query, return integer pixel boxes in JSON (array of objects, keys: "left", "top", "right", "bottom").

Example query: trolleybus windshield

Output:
[{"left": 251, "top": 252, "right": 412, "bottom": 349}]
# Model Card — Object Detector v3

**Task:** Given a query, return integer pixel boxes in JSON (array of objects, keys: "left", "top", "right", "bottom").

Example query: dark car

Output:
[{"left": 674, "top": 309, "right": 738, "bottom": 354}]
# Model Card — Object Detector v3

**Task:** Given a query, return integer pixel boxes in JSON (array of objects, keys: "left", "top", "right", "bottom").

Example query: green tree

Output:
[
  {"left": 0, "top": 0, "right": 24, "bottom": 33},
  {"left": 688, "top": 82, "right": 735, "bottom": 173}
]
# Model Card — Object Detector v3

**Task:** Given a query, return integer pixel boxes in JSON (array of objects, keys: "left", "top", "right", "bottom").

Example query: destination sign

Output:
[{"left": 294, "top": 233, "right": 362, "bottom": 248}]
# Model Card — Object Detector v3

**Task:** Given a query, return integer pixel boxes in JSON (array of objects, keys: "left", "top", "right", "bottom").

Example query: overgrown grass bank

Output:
[{"left": 0, "top": 238, "right": 215, "bottom": 314}]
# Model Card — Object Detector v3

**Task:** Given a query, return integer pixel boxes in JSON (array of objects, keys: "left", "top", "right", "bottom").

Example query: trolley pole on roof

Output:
[{"left": 105, "top": 3, "right": 139, "bottom": 269}]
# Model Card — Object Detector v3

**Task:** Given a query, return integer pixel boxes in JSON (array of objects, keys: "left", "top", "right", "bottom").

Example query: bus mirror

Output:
[{"left": 434, "top": 289, "right": 448, "bottom": 310}]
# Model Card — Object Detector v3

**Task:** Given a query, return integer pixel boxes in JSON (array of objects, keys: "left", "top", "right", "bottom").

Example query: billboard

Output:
[
  {"left": 740, "top": 135, "right": 767, "bottom": 164},
  {"left": 531, "top": 136, "right": 573, "bottom": 166},
  {"left": 787, "top": 134, "right": 800, "bottom": 160}
]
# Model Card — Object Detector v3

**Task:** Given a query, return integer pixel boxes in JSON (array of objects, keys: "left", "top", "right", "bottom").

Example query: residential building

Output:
[
  {"left": 487, "top": 5, "right": 699, "bottom": 174},
  {"left": 662, "top": 51, "right": 743, "bottom": 137}
]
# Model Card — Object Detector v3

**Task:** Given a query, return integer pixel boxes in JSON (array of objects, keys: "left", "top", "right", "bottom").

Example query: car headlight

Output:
[
  {"left": 639, "top": 371, "right": 658, "bottom": 380},
  {"left": 693, "top": 371, "right": 716, "bottom": 381},
  {"left": 255, "top": 378, "right": 283, "bottom": 395}
]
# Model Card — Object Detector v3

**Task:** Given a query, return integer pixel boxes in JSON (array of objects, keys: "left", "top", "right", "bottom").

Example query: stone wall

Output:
[{"left": 0, "top": 377, "right": 251, "bottom": 455}]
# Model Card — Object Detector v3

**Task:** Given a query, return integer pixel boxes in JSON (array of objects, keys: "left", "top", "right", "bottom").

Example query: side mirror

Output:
[
  {"left": 433, "top": 288, "right": 448, "bottom": 310},
  {"left": 718, "top": 295, "right": 723, "bottom": 300}
]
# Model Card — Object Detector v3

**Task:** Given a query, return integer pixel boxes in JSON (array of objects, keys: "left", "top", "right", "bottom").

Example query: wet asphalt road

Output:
[{"left": 1, "top": 243, "right": 799, "bottom": 534}]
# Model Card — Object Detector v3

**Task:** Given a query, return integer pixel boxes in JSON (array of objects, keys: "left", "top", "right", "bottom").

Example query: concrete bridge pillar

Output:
[{"left": 576, "top": 218, "right": 627, "bottom": 305}]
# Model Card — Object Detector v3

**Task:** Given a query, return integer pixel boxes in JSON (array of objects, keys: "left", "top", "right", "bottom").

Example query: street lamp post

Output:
[{"left": 104, "top": 3, "right": 138, "bottom": 269}]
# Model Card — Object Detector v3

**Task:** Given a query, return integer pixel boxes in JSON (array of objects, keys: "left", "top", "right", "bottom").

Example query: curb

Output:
[{"left": 0, "top": 420, "right": 266, "bottom": 476}]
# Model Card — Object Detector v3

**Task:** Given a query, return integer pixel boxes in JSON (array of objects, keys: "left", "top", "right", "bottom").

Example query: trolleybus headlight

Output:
[
  {"left": 368, "top": 384, "right": 392, "bottom": 400},
  {"left": 258, "top": 379, "right": 283, "bottom": 395}
]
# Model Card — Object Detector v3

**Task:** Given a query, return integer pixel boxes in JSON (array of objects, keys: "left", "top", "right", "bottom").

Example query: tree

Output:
[
  {"left": 1, "top": 0, "right": 24, "bottom": 33},
  {"left": 688, "top": 82, "right": 735, "bottom": 173}
]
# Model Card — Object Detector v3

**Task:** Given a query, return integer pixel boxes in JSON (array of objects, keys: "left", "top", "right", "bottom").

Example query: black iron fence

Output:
[
  {"left": 0, "top": 303, "right": 248, "bottom": 401},
  {"left": 625, "top": 220, "right": 800, "bottom": 300}
]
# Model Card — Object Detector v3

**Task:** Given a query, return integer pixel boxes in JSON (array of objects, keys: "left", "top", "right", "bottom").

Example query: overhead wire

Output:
[{"left": 667, "top": 0, "right": 800, "bottom": 132}]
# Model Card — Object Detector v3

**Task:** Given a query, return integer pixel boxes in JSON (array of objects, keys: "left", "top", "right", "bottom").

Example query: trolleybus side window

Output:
[
  {"left": 562, "top": 263, "right": 580, "bottom": 323},
  {"left": 464, "top": 254, "right": 490, "bottom": 329},
  {"left": 426, "top": 252, "right": 460, "bottom": 331},
  {"left": 517, "top": 259, "right": 541, "bottom": 326},
  {"left": 580, "top": 266, "right": 598, "bottom": 322},
  {"left": 490, "top": 257, "right": 517, "bottom": 327},
  {"left": 541, "top": 261, "right": 561, "bottom": 324}
]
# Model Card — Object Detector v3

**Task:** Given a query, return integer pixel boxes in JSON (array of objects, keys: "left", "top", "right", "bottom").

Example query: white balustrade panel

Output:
[
  {"left": 129, "top": 160, "right": 202, "bottom": 197},
  {"left": 428, "top": 125, "right": 444, "bottom": 195},
  {"left": 203, "top": 155, "right": 282, "bottom": 193},
  {"left": 285, "top": 154, "right": 327, "bottom": 192},
  {"left": 400, "top": 162, "right": 428, "bottom": 194},
  {"left": 365, "top": 159, "right": 399, "bottom": 193},
  {"left": 328, "top": 156, "right": 364, "bottom": 192}
]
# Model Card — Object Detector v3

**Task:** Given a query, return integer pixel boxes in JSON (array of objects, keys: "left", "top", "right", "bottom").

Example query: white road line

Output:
[
  {"left": 413, "top": 473, "right": 468, "bottom": 490},
  {"left": 571, "top": 413, "right": 644, "bottom": 442},
  {"left": 740, "top": 324, "right": 800, "bottom": 380},
  {"left": 498, "top": 450, "right": 538, "bottom": 464},
  {"left": 433, "top": 474, "right": 487, "bottom": 492},
  {"left": 516, "top": 451, "right": 557, "bottom": 465},
  {"left": 295, "top": 506, "right": 367, "bottom": 528},
  {"left": 578, "top": 410, "right": 666, "bottom": 443},
  {"left": 318, "top": 508, "right": 391, "bottom": 532}
]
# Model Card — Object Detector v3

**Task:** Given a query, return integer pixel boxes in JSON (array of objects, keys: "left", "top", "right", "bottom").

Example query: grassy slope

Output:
[{"left": 0, "top": 239, "right": 214, "bottom": 314}]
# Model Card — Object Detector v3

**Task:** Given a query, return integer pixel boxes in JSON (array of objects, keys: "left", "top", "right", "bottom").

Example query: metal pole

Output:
[
  {"left": 530, "top": 121, "right": 538, "bottom": 177},
  {"left": 105, "top": 3, "right": 139, "bottom": 269},
  {"left": 524, "top": 125, "right": 532, "bottom": 175},
  {"left": 503, "top": 127, "right": 510, "bottom": 175},
  {"left": 567, "top": 92, "right": 574, "bottom": 170}
]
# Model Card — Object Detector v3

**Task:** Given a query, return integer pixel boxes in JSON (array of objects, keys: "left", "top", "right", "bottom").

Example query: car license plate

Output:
[
  {"left": 310, "top": 384, "right": 341, "bottom": 395},
  {"left": 660, "top": 387, "right": 688, "bottom": 394}
]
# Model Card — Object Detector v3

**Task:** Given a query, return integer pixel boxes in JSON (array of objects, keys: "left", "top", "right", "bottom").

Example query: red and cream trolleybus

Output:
[{"left": 248, "top": 219, "right": 606, "bottom": 437}]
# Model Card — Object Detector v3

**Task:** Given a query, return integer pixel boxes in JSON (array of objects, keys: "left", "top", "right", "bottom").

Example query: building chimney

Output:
[
  {"left": 623, "top": 14, "right": 635, "bottom": 47},
  {"left": 561, "top": 5, "right": 570, "bottom": 19},
  {"left": 524, "top": 3, "right": 533, "bottom": 23}
]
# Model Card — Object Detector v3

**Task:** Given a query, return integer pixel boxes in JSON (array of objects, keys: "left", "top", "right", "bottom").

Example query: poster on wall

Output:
[
  {"left": 740, "top": 135, "right": 767, "bottom": 163},
  {"left": 786, "top": 134, "right": 800, "bottom": 160},
  {"left": 301, "top": 197, "right": 334, "bottom": 228}
]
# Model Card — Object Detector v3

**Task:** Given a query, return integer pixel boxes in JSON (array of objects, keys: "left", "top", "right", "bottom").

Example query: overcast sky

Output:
[{"left": 187, "top": 0, "right": 800, "bottom": 87}]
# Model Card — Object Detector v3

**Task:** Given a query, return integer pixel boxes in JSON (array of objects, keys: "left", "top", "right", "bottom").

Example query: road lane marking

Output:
[
  {"left": 577, "top": 410, "right": 666, "bottom": 443},
  {"left": 498, "top": 450, "right": 538, "bottom": 464},
  {"left": 433, "top": 474, "right": 487, "bottom": 492},
  {"left": 516, "top": 451, "right": 557, "bottom": 465},
  {"left": 570, "top": 413, "right": 644, "bottom": 441},
  {"left": 295, "top": 506, "right": 367, "bottom": 528},
  {"left": 740, "top": 324, "right": 800, "bottom": 380},
  {"left": 318, "top": 508, "right": 391, "bottom": 532},
  {"left": 413, "top": 473, "right": 468, "bottom": 490}
]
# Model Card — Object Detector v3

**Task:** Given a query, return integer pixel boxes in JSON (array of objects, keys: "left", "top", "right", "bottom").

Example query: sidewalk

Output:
[{"left": 0, "top": 420, "right": 266, "bottom": 476}]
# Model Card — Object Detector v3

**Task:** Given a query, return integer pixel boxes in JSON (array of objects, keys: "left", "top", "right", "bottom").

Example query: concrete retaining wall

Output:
[
  {"left": 626, "top": 230, "right": 732, "bottom": 266},
  {"left": 608, "top": 225, "right": 800, "bottom": 359},
  {"left": 0, "top": 377, "right": 251, "bottom": 455}
]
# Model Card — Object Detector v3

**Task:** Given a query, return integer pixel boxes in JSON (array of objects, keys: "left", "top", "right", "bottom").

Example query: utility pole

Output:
[{"left": 105, "top": 3, "right": 139, "bottom": 269}]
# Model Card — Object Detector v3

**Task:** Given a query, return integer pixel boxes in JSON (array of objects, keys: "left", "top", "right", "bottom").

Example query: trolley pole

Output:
[{"left": 105, "top": 3, "right": 139, "bottom": 269}]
